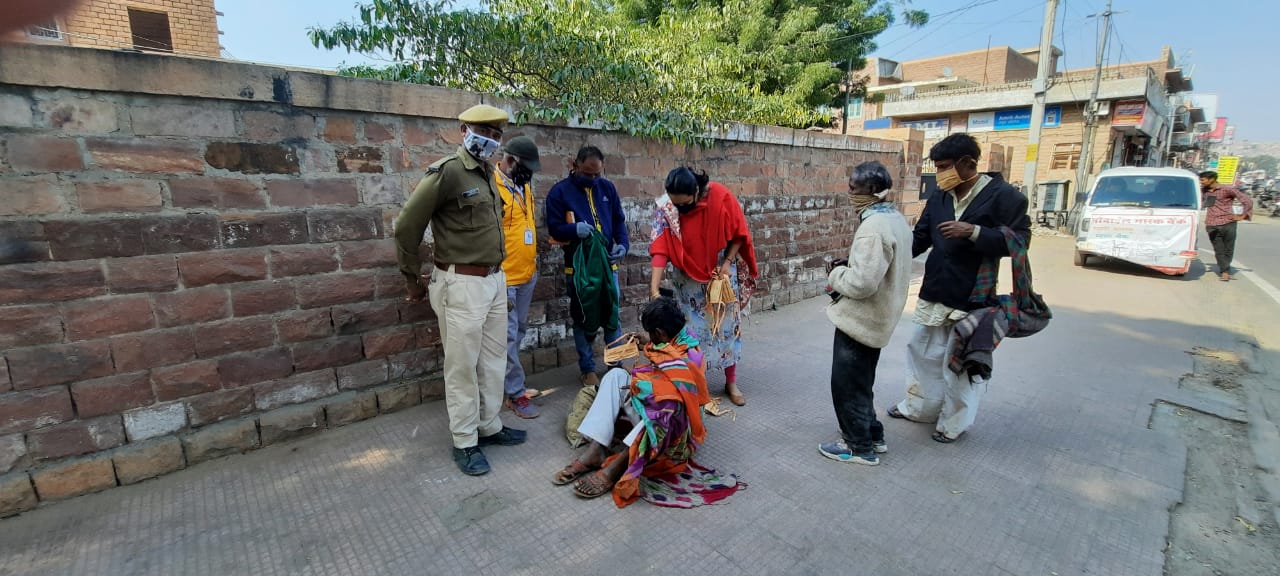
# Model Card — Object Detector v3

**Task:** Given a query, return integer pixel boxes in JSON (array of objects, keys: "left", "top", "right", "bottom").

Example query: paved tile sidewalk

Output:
[{"left": 0, "top": 239, "right": 1190, "bottom": 576}]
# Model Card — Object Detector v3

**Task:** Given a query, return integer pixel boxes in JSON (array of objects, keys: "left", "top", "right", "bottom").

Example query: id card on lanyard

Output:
[{"left": 499, "top": 174, "right": 536, "bottom": 245}]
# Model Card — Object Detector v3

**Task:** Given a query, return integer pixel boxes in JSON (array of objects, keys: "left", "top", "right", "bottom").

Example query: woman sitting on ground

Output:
[{"left": 552, "top": 291, "right": 745, "bottom": 508}]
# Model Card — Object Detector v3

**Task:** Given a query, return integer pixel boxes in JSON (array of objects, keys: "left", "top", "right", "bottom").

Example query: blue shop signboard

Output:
[
  {"left": 993, "top": 106, "right": 1061, "bottom": 131},
  {"left": 863, "top": 118, "right": 892, "bottom": 130}
]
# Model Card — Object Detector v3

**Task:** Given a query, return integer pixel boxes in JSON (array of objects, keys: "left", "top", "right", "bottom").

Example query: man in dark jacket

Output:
[
  {"left": 545, "top": 146, "right": 630, "bottom": 387},
  {"left": 888, "top": 133, "right": 1030, "bottom": 443}
]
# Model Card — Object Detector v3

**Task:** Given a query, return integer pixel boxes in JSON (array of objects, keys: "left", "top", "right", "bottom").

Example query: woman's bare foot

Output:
[
  {"left": 601, "top": 452, "right": 627, "bottom": 483},
  {"left": 579, "top": 442, "right": 609, "bottom": 467}
]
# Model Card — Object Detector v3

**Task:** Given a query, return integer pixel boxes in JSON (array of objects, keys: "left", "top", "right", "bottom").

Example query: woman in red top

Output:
[{"left": 648, "top": 168, "right": 758, "bottom": 405}]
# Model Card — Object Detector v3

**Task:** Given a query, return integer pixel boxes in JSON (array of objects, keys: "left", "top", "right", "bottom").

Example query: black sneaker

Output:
[
  {"left": 478, "top": 426, "right": 527, "bottom": 447},
  {"left": 818, "top": 439, "right": 880, "bottom": 466},
  {"left": 452, "top": 446, "right": 491, "bottom": 476}
]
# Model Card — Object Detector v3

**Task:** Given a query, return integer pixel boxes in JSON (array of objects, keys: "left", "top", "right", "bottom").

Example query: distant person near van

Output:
[{"left": 1199, "top": 171, "right": 1253, "bottom": 281}]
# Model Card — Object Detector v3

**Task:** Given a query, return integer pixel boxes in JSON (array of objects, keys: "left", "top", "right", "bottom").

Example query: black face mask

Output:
[
  {"left": 510, "top": 163, "right": 534, "bottom": 187},
  {"left": 571, "top": 173, "right": 598, "bottom": 189},
  {"left": 675, "top": 202, "right": 696, "bottom": 214}
]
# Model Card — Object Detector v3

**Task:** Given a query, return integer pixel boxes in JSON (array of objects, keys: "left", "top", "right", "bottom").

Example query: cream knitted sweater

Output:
[{"left": 825, "top": 206, "right": 914, "bottom": 348}]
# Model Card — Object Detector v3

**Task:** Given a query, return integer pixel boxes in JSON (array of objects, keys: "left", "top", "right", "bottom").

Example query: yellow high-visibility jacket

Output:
[{"left": 496, "top": 174, "right": 538, "bottom": 285}]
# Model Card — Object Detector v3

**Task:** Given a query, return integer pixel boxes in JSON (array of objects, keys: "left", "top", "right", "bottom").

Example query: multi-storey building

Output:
[
  {"left": 5, "top": 0, "right": 222, "bottom": 58},
  {"left": 841, "top": 45, "right": 1198, "bottom": 212}
]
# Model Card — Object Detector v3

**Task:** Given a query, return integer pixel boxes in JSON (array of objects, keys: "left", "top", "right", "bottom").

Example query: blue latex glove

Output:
[
  {"left": 609, "top": 244, "right": 627, "bottom": 262},
  {"left": 575, "top": 221, "right": 592, "bottom": 239}
]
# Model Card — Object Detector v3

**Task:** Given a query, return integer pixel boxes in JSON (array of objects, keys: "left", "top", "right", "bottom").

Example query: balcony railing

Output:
[{"left": 881, "top": 66, "right": 1159, "bottom": 103}]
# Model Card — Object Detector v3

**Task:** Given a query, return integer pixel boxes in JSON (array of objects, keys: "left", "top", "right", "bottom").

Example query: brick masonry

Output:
[
  {"left": 0, "top": 44, "right": 921, "bottom": 512},
  {"left": 9, "top": 0, "right": 222, "bottom": 59}
]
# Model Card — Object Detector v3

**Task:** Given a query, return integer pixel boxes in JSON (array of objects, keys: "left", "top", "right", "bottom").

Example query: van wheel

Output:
[{"left": 1073, "top": 251, "right": 1088, "bottom": 267}]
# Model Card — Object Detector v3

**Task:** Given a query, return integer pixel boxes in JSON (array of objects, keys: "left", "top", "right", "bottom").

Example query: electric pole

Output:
[
  {"left": 1022, "top": 0, "right": 1060, "bottom": 214},
  {"left": 842, "top": 58, "right": 853, "bottom": 135},
  {"left": 1076, "top": 0, "right": 1113, "bottom": 197}
]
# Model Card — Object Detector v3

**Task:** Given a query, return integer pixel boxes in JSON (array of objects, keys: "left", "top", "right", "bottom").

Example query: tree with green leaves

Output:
[
  {"left": 309, "top": 0, "right": 925, "bottom": 143},
  {"left": 1243, "top": 155, "right": 1280, "bottom": 177}
]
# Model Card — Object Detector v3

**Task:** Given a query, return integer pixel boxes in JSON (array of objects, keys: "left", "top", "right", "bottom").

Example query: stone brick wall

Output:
[
  {"left": 8, "top": 0, "right": 221, "bottom": 58},
  {"left": 0, "top": 44, "right": 919, "bottom": 514}
]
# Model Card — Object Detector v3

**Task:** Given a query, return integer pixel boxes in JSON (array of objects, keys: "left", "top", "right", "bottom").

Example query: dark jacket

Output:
[
  {"left": 914, "top": 175, "right": 1031, "bottom": 310},
  {"left": 545, "top": 176, "right": 629, "bottom": 267}
]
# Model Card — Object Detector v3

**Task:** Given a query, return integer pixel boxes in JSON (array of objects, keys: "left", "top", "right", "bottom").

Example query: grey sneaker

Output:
[
  {"left": 819, "top": 440, "right": 879, "bottom": 466},
  {"left": 478, "top": 426, "right": 527, "bottom": 447},
  {"left": 873, "top": 439, "right": 888, "bottom": 454},
  {"left": 452, "top": 446, "right": 490, "bottom": 476},
  {"left": 506, "top": 395, "right": 540, "bottom": 419}
]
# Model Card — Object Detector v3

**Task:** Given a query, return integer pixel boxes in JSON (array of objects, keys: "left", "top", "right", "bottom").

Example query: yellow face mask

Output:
[
  {"left": 935, "top": 157, "right": 978, "bottom": 191},
  {"left": 936, "top": 167, "right": 963, "bottom": 191}
]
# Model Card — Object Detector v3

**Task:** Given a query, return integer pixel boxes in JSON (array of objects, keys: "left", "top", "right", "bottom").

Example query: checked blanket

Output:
[{"left": 948, "top": 227, "right": 1052, "bottom": 379}]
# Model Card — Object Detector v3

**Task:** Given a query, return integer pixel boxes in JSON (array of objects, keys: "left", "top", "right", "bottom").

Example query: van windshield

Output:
[{"left": 1089, "top": 176, "right": 1198, "bottom": 208}]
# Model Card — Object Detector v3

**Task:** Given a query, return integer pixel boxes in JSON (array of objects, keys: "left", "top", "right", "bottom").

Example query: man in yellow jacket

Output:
[{"left": 495, "top": 136, "right": 542, "bottom": 418}]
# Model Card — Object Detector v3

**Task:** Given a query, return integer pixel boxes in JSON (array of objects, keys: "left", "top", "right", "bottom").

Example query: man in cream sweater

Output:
[{"left": 819, "top": 161, "right": 913, "bottom": 466}]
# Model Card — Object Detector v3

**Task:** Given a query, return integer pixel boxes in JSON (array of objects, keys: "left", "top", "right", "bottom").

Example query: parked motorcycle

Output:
[{"left": 1252, "top": 188, "right": 1275, "bottom": 212}]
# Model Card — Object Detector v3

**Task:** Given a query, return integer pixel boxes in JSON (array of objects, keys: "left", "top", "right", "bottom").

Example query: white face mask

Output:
[{"left": 463, "top": 129, "right": 500, "bottom": 161}]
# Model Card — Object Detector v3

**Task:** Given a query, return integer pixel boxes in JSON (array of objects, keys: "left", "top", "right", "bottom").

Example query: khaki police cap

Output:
[{"left": 458, "top": 104, "right": 509, "bottom": 127}]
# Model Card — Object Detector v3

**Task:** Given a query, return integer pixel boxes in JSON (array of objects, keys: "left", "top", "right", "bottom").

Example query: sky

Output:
[{"left": 216, "top": 0, "right": 1275, "bottom": 141}]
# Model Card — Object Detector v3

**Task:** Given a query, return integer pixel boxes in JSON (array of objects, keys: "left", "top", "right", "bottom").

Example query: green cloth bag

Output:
[{"left": 572, "top": 229, "right": 620, "bottom": 335}]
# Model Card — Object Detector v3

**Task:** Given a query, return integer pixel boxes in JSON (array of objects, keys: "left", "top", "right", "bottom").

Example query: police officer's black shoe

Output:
[
  {"left": 478, "top": 427, "right": 527, "bottom": 446},
  {"left": 453, "top": 446, "right": 490, "bottom": 476}
]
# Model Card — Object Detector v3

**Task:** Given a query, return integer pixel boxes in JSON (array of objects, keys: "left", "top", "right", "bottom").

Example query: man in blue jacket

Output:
[{"left": 545, "top": 146, "right": 629, "bottom": 387}]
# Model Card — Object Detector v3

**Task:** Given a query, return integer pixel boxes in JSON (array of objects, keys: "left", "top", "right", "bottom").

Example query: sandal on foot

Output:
[
  {"left": 887, "top": 406, "right": 908, "bottom": 420},
  {"left": 932, "top": 431, "right": 961, "bottom": 443},
  {"left": 552, "top": 460, "right": 596, "bottom": 486},
  {"left": 572, "top": 470, "right": 615, "bottom": 499},
  {"left": 726, "top": 383, "right": 746, "bottom": 407}
]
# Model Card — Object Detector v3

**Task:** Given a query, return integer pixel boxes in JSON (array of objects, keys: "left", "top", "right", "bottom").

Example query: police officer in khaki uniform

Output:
[{"left": 395, "top": 104, "right": 527, "bottom": 476}]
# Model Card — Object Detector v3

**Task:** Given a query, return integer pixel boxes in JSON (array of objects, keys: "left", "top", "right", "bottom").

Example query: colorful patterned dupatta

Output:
[{"left": 611, "top": 331, "right": 746, "bottom": 508}]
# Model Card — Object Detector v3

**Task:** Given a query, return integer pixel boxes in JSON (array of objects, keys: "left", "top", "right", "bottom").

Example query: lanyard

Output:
[
  {"left": 585, "top": 186, "right": 603, "bottom": 232},
  {"left": 497, "top": 174, "right": 534, "bottom": 231}
]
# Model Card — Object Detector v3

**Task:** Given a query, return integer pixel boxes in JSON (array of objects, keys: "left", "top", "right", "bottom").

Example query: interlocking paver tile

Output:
[{"left": 0, "top": 294, "right": 1189, "bottom": 576}]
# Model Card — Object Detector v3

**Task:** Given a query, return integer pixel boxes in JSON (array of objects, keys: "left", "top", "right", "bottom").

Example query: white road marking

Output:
[
  {"left": 1200, "top": 249, "right": 1280, "bottom": 307},
  {"left": 1235, "top": 260, "right": 1280, "bottom": 307}
]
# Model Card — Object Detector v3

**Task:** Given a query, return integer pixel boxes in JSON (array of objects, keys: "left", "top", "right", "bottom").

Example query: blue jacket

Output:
[{"left": 545, "top": 176, "right": 629, "bottom": 267}]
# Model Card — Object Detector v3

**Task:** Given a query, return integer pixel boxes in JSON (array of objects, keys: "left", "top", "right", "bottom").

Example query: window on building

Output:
[
  {"left": 877, "top": 59, "right": 902, "bottom": 80},
  {"left": 1052, "top": 142, "right": 1082, "bottom": 170},
  {"left": 849, "top": 97, "right": 863, "bottom": 119},
  {"left": 25, "top": 19, "right": 61, "bottom": 40},
  {"left": 128, "top": 9, "right": 174, "bottom": 52}
]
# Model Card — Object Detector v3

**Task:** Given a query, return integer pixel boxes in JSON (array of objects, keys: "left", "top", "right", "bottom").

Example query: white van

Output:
[{"left": 1073, "top": 167, "right": 1201, "bottom": 276}]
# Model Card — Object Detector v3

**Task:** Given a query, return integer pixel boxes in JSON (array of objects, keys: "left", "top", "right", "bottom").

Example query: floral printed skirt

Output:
[{"left": 669, "top": 265, "right": 743, "bottom": 373}]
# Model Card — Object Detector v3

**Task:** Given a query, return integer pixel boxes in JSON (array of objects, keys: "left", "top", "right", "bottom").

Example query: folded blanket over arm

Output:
[{"left": 948, "top": 227, "right": 1052, "bottom": 379}]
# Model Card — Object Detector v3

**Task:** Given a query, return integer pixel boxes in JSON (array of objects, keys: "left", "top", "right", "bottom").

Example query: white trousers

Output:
[
  {"left": 428, "top": 267, "right": 508, "bottom": 448},
  {"left": 577, "top": 368, "right": 644, "bottom": 448},
  {"left": 894, "top": 323, "right": 989, "bottom": 438}
]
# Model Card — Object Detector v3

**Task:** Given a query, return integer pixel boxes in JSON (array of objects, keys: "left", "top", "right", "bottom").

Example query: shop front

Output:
[{"left": 1107, "top": 99, "right": 1165, "bottom": 168}]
